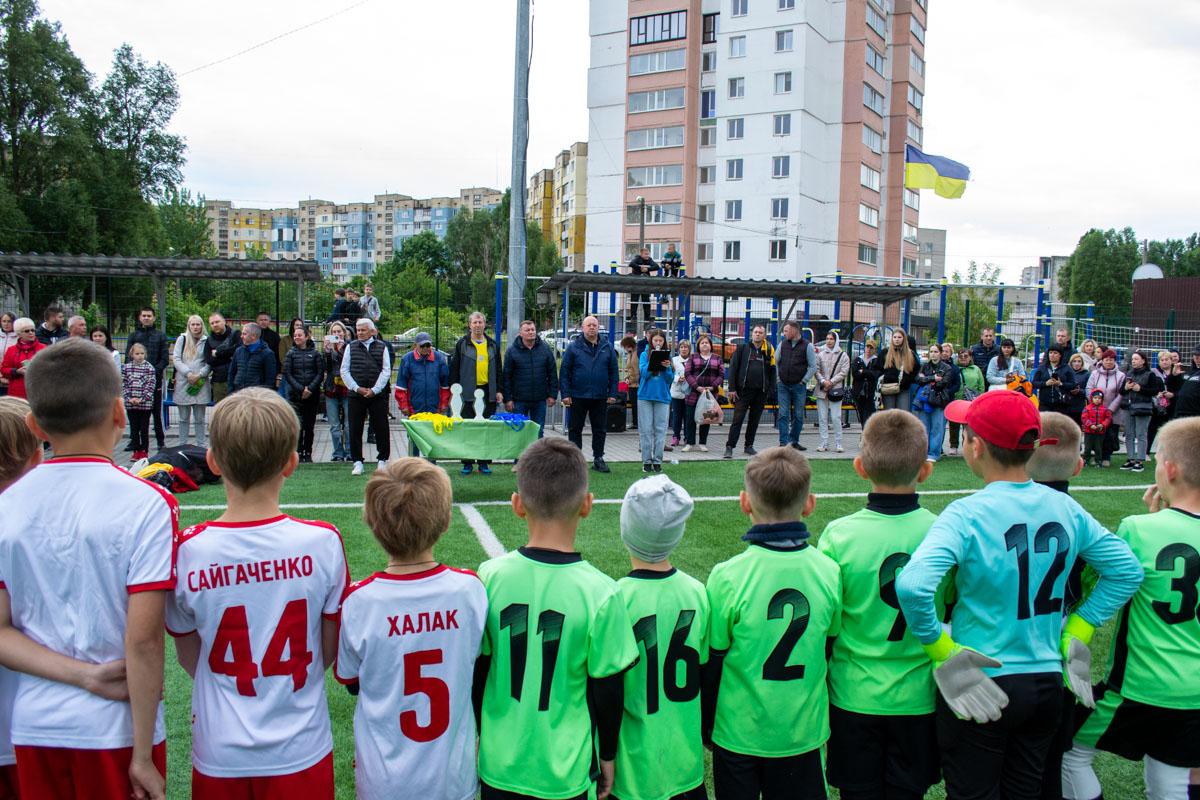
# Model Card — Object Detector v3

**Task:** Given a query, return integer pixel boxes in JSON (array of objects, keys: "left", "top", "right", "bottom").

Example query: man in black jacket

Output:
[
  {"left": 970, "top": 327, "right": 1000, "bottom": 372},
  {"left": 254, "top": 311, "right": 284, "bottom": 387},
  {"left": 449, "top": 311, "right": 503, "bottom": 475},
  {"left": 503, "top": 320, "right": 557, "bottom": 437},
  {"left": 203, "top": 312, "right": 242, "bottom": 403},
  {"left": 35, "top": 306, "right": 69, "bottom": 346},
  {"left": 1167, "top": 344, "right": 1200, "bottom": 419},
  {"left": 627, "top": 248, "right": 659, "bottom": 329},
  {"left": 776, "top": 320, "right": 818, "bottom": 451},
  {"left": 126, "top": 306, "right": 170, "bottom": 450},
  {"left": 724, "top": 325, "right": 776, "bottom": 459}
]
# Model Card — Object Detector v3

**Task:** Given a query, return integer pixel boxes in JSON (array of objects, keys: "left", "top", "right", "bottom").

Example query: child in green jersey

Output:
[
  {"left": 703, "top": 446, "right": 841, "bottom": 800},
  {"left": 613, "top": 475, "right": 708, "bottom": 800},
  {"left": 474, "top": 438, "right": 639, "bottom": 800},
  {"left": 1062, "top": 417, "right": 1200, "bottom": 800},
  {"left": 817, "top": 410, "right": 941, "bottom": 800}
]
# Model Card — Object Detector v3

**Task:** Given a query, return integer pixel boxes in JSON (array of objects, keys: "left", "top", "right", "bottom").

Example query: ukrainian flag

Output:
[{"left": 905, "top": 144, "right": 970, "bottom": 199}]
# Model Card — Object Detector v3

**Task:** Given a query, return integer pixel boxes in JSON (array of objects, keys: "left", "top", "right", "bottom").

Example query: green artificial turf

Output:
[{"left": 162, "top": 455, "right": 1159, "bottom": 799}]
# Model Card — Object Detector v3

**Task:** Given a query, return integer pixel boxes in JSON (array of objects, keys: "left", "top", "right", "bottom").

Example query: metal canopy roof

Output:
[
  {"left": 537, "top": 271, "right": 931, "bottom": 304},
  {"left": 0, "top": 252, "right": 323, "bottom": 282}
]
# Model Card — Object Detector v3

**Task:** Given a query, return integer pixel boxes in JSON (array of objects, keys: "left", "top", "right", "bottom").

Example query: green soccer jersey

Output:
[
  {"left": 478, "top": 548, "right": 640, "bottom": 799},
  {"left": 614, "top": 568, "right": 709, "bottom": 800},
  {"left": 1104, "top": 509, "right": 1200, "bottom": 709},
  {"left": 817, "top": 501, "right": 944, "bottom": 715},
  {"left": 706, "top": 540, "right": 842, "bottom": 757}
]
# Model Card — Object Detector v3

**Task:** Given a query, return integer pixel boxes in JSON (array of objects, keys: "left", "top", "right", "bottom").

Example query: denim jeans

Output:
[
  {"left": 815, "top": 397, "right": 841, "bottom": 447},
  {"left": 512, "top": 400, "right": 548, "bottom": 438},
  {"left": 777, "top": 382, "right": 807, "bottom": 446},
  {"left": 325, "top": 394, "right": 349, "bottom": 459},
  {"left": 882, "top": 388, "right": 912, "bottom": 413},
  {"left": 670, "top": 397, "right": 687, "bottom": 441},
  {"left": 637, "top": 399, "right": 669, "bottom": 464},
  {"left": 916, "top": 407, "right": 946, "bottom": 460}
]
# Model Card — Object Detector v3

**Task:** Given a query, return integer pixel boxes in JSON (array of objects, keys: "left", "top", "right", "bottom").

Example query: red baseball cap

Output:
[{"left": 944, "top": 391, "right": 1058, "bottom": 450}]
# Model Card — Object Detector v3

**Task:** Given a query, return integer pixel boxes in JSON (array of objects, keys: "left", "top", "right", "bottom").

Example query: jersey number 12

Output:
[{"left": 1005, "top": 523, "right": 1070, "bottom": 620}]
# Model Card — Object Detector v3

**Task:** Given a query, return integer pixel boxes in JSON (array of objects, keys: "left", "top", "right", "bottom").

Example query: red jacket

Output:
[
  {"left": 1081, "top": 403, "right": 1112, "bottom": 434},
  {"left": 0, "top": 338, "right": 46, "bottom": 398}
]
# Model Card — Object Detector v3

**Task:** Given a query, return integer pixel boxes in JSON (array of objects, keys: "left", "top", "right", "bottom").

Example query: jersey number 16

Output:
[{"left": 632, "top": 611, "right": 701, "bottom": 713}]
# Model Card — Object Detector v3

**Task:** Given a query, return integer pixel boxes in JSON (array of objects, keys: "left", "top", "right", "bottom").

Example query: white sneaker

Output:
[
  {"left": 835, "top": 445, "right": 844, "bottom": 453},
  {"left": 948, "top": 447, "right": 957, "bottom": 456},
  {"left": 817, "top": 444, "right": 828, "bottom": 452},
  {"left": 698, "top": 445, "right": 708, "bottom": 452},
  {"left": 351, "top": 461, "right": 364, "bottom": 475},
  {"left": 377, "top": 460, "right": 388, "bottom": 470},
  {"left": 681, "top": 445, "right": 694, "bottom": 452}
]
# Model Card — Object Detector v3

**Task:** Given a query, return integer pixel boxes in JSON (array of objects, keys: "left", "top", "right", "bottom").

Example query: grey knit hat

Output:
[{"left": 620, "top": 475, "right": 694, "bottom": 562}]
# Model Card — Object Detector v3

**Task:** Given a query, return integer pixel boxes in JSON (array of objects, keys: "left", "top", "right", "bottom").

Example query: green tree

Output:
[
  {"left": 942, "top": 261, "right": 1012, "bottom": 347},
  {"left": 1145, "top": 234, "right": 1200, "bottom": 279},
  {"left": 243, "top": 243, "right": 267, "bottom": 261},
  {"left": 1057, "top": 227, "right": 1140, "bottom": 309},
  {"left": 396, "top": 229, "right": 449, "bottom": 275},
  {"left": 157, "top": 187, "right": 213, "bottom": 257}
]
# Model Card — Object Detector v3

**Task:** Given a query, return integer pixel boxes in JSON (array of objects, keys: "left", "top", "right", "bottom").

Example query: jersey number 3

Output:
[
  {"left": 208, "top": 599, "right": 312, "bottom": 697},
  {"left": 1153, "top": 542, "right": 1200, "bottom": 625}
]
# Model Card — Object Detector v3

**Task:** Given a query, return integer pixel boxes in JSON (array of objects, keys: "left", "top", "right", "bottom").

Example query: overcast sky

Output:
[{"left": 39, "top": 0, "right": 1200, "bottom": 281}]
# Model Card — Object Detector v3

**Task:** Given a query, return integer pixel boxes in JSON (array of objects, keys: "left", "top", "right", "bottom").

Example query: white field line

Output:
[
  {"left": 178, "top": 483, "right": 1152, "bottom": 511},
  {"left": 458, "top": 504, "right": 507, "bottom": 558}
]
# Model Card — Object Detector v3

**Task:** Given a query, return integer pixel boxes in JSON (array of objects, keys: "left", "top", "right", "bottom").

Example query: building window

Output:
[
  {"left": 861, "top": 163, "right": 881, "bottom": 191},
  {"left": 904, "top": 257, "right": 918, "bottom": 275},
  {"left": 779, "top": 0, "right": 795, "bottom": 7},
  {"left": 772, "top": 155, "right": 790, "bottom": 178},
  {"left": 858, "top": 243, "right": 878, "bottom": 265},
  {"left": 908, "top": 84, "right": 923, "bottom": 112},
  {"left": 729, "top": 35, "right": 746, "bottom": 58},
  {"left": 627, "top": 164, "right": 684, "bottom": 187},
  {"left": 773, "top": 113, "right": 791, "bottom": 135},
  {"left": 724, "top": 240, "right": 742, "bottom": 261},
  {"left": 866, "top": 44, "right": 885, "bottom": 75},
  {"left": 630, "top": 11, "right": 688, "bottom": 46},
  {"left": 628, "top": 125, "right": 686, "bottom": 150},
  {"left": 731, "top": 0, "right": 747, "bottom": 16},
  {"left": 910, "top": 50, "right": 924, "bottom": 77},
  {"left": 907, "top": 119, "right": 922, "bottom": 145},
  {"left": 863, "top": 83, "right": 884, "bottom": 115},
  {"left": 727, "top": 117, "right": 744, "bottom": 139},
  {"left": 728, "top": 77, "right": 744, "bottom": 98},
  {"left": 905, "top": 188, "right": 921, "bottom": 209},
  {"left": 698, "top": 203, "right": 715, "bottom": 222},
  {"left": 700, "top": 127, "right": 716, "bottom": 146},
  {"left": 866, "top": 2, "right": 886, "bottom": 38},
  {"left": 702, "top": 50, "right": 717, "bottom": 72},
  {"left": 770, "top": 240, "right": 787, "bottom": 260},
  {"left": 702, "top": 13, "right": 719, "bottom": 44},
  {"left": 700, "top": 165, "right": 716, "bottom": 184},
  {"left": 924, "top": 242, "right": 934, "bottom": 253},
  {"left": 774, "top": 71, "right": 792, "bottom": 93},
  {"left": 771, "top": 198, "right": 789, "bottom": 219},
  {"left": 725, "top": 200, "right": 743, "bottom": 221},
  {"left": 697, "top": 242, "right": 713, "bottom": 260},
  {"left": 629, "top": 48, "right": 686, "bottom": 75},
  {"left": 626, "top": 203, "right": 682, "bottom": 224},
  {"left": 862, "top": 124, "right": 882, "bottom": 154},
  {"left": 726, "top": 159, "right": 743, "bottom": 180},
  {"left": 903, "top": 222, "right": 918, "bottom": 242},
  {"left": 859, "top": 203, "right": 879, "bottom": 227},
  {"left": 700, "top": 89, "right": 716, "bottom": 119},
  {"left": 775, "top": 29, "right": 793, "bottom": 52},
  {"left": 910, "top": 15, "right": 925, "bottom": 44},
  {"left": 629, "top": 87, "right": 686, "bottom": 113}
]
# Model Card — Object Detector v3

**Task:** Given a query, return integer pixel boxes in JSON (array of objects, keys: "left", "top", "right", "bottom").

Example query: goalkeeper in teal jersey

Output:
[
  {"left": 613, "top": 475, "right": 708, "bottom": 800},
  {"left": 896, "top": 391, "right": 1143, "bottom": 800},
  {"left": 816, "top": 410, "right": 947, "bottom": 800},
  {"left": 703, "top": 447, "right": 841, "bottom": 800},
  {"left": 473, "top": 439, "right": 639, "bottom": 800},
  {"left": 1063, "top": 417, "right": 1200, "bottom": 800}
]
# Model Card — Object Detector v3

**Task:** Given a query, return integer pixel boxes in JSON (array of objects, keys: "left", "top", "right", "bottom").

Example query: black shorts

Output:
[
  {"left": 826, "top": 705, "right": 939, "bottom": 796},
  {"left": 1073, "top": 682, "right": 1200, "bottom": 768},
  {"left": 613, "top": 786, "right": 706, "bottom": 800},
  {"left": 712, "top": 745, "right": 825, "bottom": 800}
]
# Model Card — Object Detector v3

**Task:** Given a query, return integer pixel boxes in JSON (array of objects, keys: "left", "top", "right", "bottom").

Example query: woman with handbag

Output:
[
  {"left": 948, "top": 348, "right": 984, "bottom": 455},
  {"left": 1085, "top": 349, "right": 1126, "bottom": 467},
  {"left": 1118, "top": 350, "right": 1162, "bottom": 473},
  {"left": 877, "top": 328, "right": 919, "bottom": 411},
  {"left": 850, "top": 339, "right": 881, "bottom": 428},
  {"left": 681, "top": 335, "right": 725, "bottom": 453},
  {"left": 1031, "top": 343, "right": 1076, "bottom": 415},
  {"left": 813, "top": 331, "right": 850, "bottom": 452},
  {"left": 914, "top": 343, "right": 959, "bottom": 462},
  {"left": 171, "top": 314, "right": 211, "bottom": 447},
  {"left": 986, "top": 338, "right": 1026, "bottom": 389},
  {"left": 1146, "top": 349, "right": 1175, "bottom": 452}
]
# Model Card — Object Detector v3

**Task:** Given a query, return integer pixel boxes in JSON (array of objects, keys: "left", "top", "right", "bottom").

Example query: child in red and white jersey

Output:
[
  {"left": 166, "top": 388, "right": 348, "bottom": 799},
  {"left": 336, "top": 457, "right": 487, "bottom": 800},
  {"left": 0, "top": 340, "right": 176, "bottom": 800}
]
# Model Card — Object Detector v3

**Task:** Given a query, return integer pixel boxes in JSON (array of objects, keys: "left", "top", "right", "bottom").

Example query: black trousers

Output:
[
  {"left": 567, "top": 397, "right": 608, "bottom": 459},
  {"left": 937, "top": 671, "right": 1063, "bottom": 800},
  {"left": 461, "top": 384, "right": 496, "bottom": 467},
  {"left": 290, "top": 392, "right": 320, "bottom": 455},
  {"left": 348, "top": 390, "right": 390, "bottom": 463},
  {"left": 712, "top": 745, "right": 825, "bottom": 800},
  {"left": 631, "top": 293, "right": 652, "bottom": 327},
  {"left": 128, "top": 409, "right": 151, "bottom": 452},
  {"left": 628, "top": 386, "right": 638, "bottom": 427},
  {"left": 725, "top": 388, "right": 767, "bottom": 449},
  {"left": 1102, "top": 425, "right": 1120, "bottom": 460},
  {"left": 151, "top": 381, "right": 165, "bottom": 446}
]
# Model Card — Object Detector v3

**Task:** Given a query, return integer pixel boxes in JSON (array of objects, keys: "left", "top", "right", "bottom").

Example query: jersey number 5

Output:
[
  {"left": 632, "top": 611, "right": 701, "bottom": 714},
  {"left": 208, "top": 599, "right": 313, "bottom": 697},
  {"left": 1005, "top": 523, "right": 1070, "bottom": 620},
  {"left": 1153, "top": 542, "right": 1200, "bottom": 625}
]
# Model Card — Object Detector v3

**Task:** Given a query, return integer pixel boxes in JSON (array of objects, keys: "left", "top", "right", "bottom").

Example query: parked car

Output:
[{"left": 708, "top": 334, "right": 744, "bottom": 360}]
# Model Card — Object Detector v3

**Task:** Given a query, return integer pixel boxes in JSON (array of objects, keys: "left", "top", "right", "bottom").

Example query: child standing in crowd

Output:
[
  {"left": 1082, "top": 389, "right": 1113, "bottom": 468},
  {"left": 818, "top": 410, "right": 944, "bottom": 800},
  {"left": 336, "top": 458, "right": 486, "bottom": 800},
  {"left": 704, "top": 447, "right": 841, "bottom": 800},
  {"left": 123, "top": 343, "right": 156, "bottom": 461},
  {"left": 621, "top": 335, "right": 640, "bottom": 431},
  {"left": 614, "top": 475, "right": 708, "bottom": 800}
]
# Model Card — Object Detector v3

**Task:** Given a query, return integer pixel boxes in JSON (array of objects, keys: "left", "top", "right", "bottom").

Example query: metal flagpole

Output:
[{"left": 506, "top": 0, "right": 531, "bottom": 345}]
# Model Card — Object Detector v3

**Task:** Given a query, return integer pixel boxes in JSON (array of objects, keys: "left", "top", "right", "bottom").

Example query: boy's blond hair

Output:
[
  {"left": 859, "top": 409, "right": 927, "bottom": 487},
  {"left": 0, "top": 397, "right": 39, "bottom": 486},
  {"left": 364, "top": 458, "right": 452, "bottom": 559},
  {"left": 207, "top": 388, "right": 298, "bottom": 489},
  {"left": 516, "top": 438, "right": 588, "bottom": 520},
  {"left": 1155, "top": 417, "right": 1200, "bottom": 490},
  {"left": 26, "top": 338, "right": 120, "bottom": 435},
  {"left": 744, "top": 446, "right": 812, "bottom": 517},
  {"left": 1027, "top": 412, "right": 1083, "bottom": 483}
]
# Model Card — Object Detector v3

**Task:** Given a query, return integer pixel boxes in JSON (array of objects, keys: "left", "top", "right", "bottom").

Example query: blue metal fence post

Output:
[
  {"left": 903, "top": 291, "right": 912, "bottom": 331},
  {"left": 936, "top": 277, "right": 948, "bottom": 344},
  {"left": 771, "top": 298, "right": 780, "bottom": 346},
  {"left": 683, "top": 293, "right": 692, "bottom": 341},
  {"left": 1034, "top": 280, "right": 1045, "bottom": 367},
  {"left": 996, "top": 283, "right": 1005, "bottom": 335},
  {"left": 743, "top": 297, "right": 752, "bottom": 337},
  {"left": 608, "top": 262, "right": 618, "bottom": 345},
  {"left": 832, "top": 271, "right": 843, "bottom": 335},
  {"left": 802, "top": 272, "right": 812, "bottom": 330},
  {"left": 1086, "top": 301, "right": 1094, "bottom": 339},
  {"left": 494, "top": 273, "right": 505, "bottom": 344},
  {"left": 591, "top": 264, "right": 598, "bottom": 317},
  {"left": 562, "top": 289, "right": 568, "bottom": 343}
]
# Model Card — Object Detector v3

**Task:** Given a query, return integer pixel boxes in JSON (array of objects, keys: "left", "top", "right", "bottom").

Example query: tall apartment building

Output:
[
  {"left": 586, "top": 0, "right": 927, "bottom": 282},
  {"left": 1021, "top": 256, "right": 1068, "bottom": 301},
  {"left": 527, "top": 169, "right": 555, "bottom": 239},
  {"left": 914, "top": 226, "right": 945, "bottom": 317},
  {"left": 552, "top": 143, "right": 588, "bottom": 270}
]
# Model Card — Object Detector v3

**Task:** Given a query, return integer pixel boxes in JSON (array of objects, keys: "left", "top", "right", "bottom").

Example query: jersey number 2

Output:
[
  {"left": 1005, "top": 523, "right": 1069, "bottom": 620},
  {"left": 208, "top": 599, "right": 313, "bottom": 697},
  {"left": 763, "top": 589, "right": 810, "bottom": 681}
]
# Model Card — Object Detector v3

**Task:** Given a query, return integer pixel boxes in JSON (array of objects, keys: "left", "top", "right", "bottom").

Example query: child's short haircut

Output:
[
  {"left": 1027, "top": 412, "right": 1083, "bottom": 483},
  {"left": 744, "top": 446, "right": 812, "bottom": 517},
  {"left": 207, "top": 388, "right": 298, "bottom": 490},
  {"left": 858, "top": 409, "right": 927, "bottom": 486},
  {"left": 25, "top": 338, "right": 120, "bottom": 435},
  {"left": 516, "top": 438, "right": 588, "bottom": 520},
  {"left": 1155, "top": 417, "right": 1200, "bottom": 490},
  {"left": 364, "top": 458, "right": 452, "bottom": 559},
  {"left": 0, "top": 397, "right": 39, "bottom": 485},
  {"left": 965, "top": 426, "right": 1038, "bottom": 467}
]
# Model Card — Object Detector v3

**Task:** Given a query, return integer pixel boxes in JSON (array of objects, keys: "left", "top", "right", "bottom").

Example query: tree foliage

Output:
[
  {"left": 1057, "top": 227, "right": 1141, "bottom": 309},
  {"left": 157, "top": 187, "right": 213, "bottom": 257},
  {"left": 942, "top": 261, "right": 1012, "bottom": 347}
]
